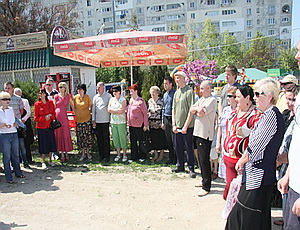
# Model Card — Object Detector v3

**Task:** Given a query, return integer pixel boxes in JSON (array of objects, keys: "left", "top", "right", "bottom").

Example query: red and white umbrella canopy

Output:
[{"left": 53, "top": 31, "right": 187, "bottom": 68}]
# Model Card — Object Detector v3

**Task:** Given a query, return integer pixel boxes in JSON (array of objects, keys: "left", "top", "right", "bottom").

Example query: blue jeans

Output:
[
  {"left": 19, "top": 137, "right": 28, "bottom": 165},
  {"left": 0, "top": 132, "right": 23, "bottom": 181}
]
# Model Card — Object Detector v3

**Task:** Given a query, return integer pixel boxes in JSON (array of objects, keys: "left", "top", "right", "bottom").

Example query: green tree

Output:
[
  {"left": 216, "top": 31, "right": 244, "bottom": 72},
  {"left": 241, "top": 31, "right": 276, "bottom": 71},
  {"left": 141, "top": 66, "right": 168, "bottom": 101},
  {"left": 96, "top": 67, "right": 125, "bottom": 83},
  {"left": 185, "top": 20, "right": 199, "bottom": 61},
  {"left": 14, "top": 79, "right": 39, "bottom": 106},
  {"left": 277, "top": 46, "right": 299, "bottom": 72},
  {"left": 197, "top": 18, "right": 220, "bottom": 61}
]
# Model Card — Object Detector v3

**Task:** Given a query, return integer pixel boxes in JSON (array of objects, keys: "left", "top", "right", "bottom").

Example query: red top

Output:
[
  {"left": 126, "top": 97, "right": 148, "bottom": 128},
  {"left": 223, "top": 107, "right": 261, "bottom": 163},
  {"left": 34, "top": 100, "right": 56, "bottom": 129}
]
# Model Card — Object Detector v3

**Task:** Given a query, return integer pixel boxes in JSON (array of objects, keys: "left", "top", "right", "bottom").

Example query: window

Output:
[
  {"left": 281, "top": 17, "right": 289, "bottom": 23},
  {"left": 268, "top": 18, "right": 276, "bottom": 25},
  {"left": 116, "top": 21, "right": 126, "bottom": 26},
  {"left": 229, "top": 32, "right": 234, "bottom": 36},
  {"left": 246, "top": 0, "right": 251, "bottom": 3},
  {"left": 191, "top": 13, "right": 195, "bottom": 19},
  {"left": 151, "top": 5, "right": 164, "bottom": 12},
  {"left": 205, "top": 11, "right": 218, "bottom": 16},
  {"left": 207, "top": 0, "right": 215, "bottom": 5},
  {"left": 222, "top": 10, "right": 236, "bottom": 15},
  {"left": 282, "top": 4, "right": 290, "bottom": 13},
  {"left": 87, "top": 0, "right": 91, "bottom": 6},
  {"left": 246, "top": 20, "right": 252, "bottom": 27},
  {"left": 151, "top": 16, "right": 164, "bottom": 22},
  {"left": 103, "top": 17, "right": 113, "bottom": 22},
  {"left": 101, "top": 7, "right": 112, "bottom": 12},
  {"left": 136, "top": 8, "right": 142, "bottom": 14},
  {"left": 167, "top": 15, "right": 181, "bottom": 21},
  {"left": 257, "top": 19, "right": 260, "bottom": 25},
  {"left": 222, "top": 0, "right": 233, "bottom": 4},
  {"left": 268, "top": 30, "right": 275, "bottom": 35},
  {"left": 268, "top": 6, "right": 276, "bottom": 14},
  {"left": 136, "top": 0, "right": 141, "bottom": 3},
  {"left": 212, "top": 21, "right": 220, "bottom": 27},
  {"left": 88, "top": 20, "right": 92, "bottom": 26},
  {"left": 152, "top": 27, "right": 165, "bottom": 32},
  {"left": 281, "top": 40, "right": 288, "bottom": 46},
  {"left": 87, "top": 10, "right": 92, "bottom": 17},
  {"left": 281, "top": 28, "right": 289, "bottom": 34},
  {"left": 247, "top": 8, "right": 252, "bottom": 15},
  {"left": 103, "top": 28, "right": 114, "bottom": 33},
  {"left": 137, "top": 19, "right": 143, "bottom": 25},
  {"left": 222, "top": 21, "right": 237, "bottom": 27},
  {"left": 190, "top": 2, "right": 195, "bottom": 8},
  {"left": 116, "top": 0, "right": 128, "bottom": 5},
  {"left": 167, "top": 4, "right": 180, "bottom": 10},
  {"left": 247, "top": 32, "right": 252, "bottom": 38}
]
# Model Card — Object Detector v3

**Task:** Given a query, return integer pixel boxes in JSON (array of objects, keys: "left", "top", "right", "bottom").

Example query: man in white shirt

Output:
[{"left": 92, "top": 82, "right": 112, "bottom": 163}]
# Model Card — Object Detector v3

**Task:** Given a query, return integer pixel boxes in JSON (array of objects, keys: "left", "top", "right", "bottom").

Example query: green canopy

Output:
[{"left": 215, "top": 68, "right": 267, "bottom": 83}]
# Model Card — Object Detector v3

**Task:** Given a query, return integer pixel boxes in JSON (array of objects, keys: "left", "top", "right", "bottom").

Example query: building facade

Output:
[{"left": 59, "top": 0, "right": 291, "bottom": 48}]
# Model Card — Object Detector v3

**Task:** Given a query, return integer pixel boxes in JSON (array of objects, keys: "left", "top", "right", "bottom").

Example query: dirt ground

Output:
[{"left": 0, "top": 160, "right": 283, "bottom": 230}]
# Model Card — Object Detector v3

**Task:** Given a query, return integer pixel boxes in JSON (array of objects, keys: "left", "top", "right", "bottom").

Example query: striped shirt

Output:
[{"left": 243, "top": 106, "right": 284, "bottom": 190}]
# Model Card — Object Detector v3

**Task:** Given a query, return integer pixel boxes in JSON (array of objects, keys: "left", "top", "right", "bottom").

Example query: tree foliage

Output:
[
  {"left": 0, "top": 0, "right": 78, "bottom": 38},
  {"left": 277, "top": 46, "right": 299, "bottom": 72},
  {"left": 14, "top": 79, "right": 39, "bottom": 106}
]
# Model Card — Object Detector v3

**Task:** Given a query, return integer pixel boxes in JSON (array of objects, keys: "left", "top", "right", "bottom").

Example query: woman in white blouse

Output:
[{"left": 0, "top": 91, "right": 25, "bottom": 183}]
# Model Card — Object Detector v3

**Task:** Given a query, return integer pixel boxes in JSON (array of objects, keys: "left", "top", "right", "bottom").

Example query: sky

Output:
[{"left": 292, "top": 0, "right": 300, "bottom": 47}]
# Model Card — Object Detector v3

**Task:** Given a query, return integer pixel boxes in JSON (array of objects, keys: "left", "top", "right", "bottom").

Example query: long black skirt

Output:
[
  {"left": 37, "top": 128, "right": 57, "bottom": 154},
  {"left": 149, "top": 128, "right": 167, "bottom": 150},
  {"left": 226, "top": 183, "right": 274, "bottom": 230}
]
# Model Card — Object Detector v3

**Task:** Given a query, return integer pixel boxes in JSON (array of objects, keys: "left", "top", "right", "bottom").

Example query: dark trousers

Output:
[
  {"left": 163, "top": 116, "right": 176, "bottom": 163},
  {"left": 129, "top": 126, "right": 145, "bottom": 160},
  {"left": 195, "top": 136, "right": 212, "bottom": 192},
  {"left": 96, "top": 123, "right": 110, "bottom": 160},
  {"left": 174, "top": 127, "right": 194, "bottom": 171},
  {"left": 285, "top": 188, "right": 300, "bottom": 230}
]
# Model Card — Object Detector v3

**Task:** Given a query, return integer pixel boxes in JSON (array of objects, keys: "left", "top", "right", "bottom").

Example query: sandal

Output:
[
  {"left": 114, "top": 156, "right": 121, "bottom": 162},
  {"left": 122, "top": 156, "right": 128, "bottom": 162},
  {"left": 87, "top": 153, "right": 92, "bottom": 160},
  {"left": 7, "top": 180, "right": 16, "bottom": 184},
  {"left": 79, "top": 155, "right": 85, "bottom": 161}
]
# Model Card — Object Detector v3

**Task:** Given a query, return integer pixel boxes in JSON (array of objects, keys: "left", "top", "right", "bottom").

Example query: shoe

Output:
[
  {"left": 7, "top": 180, "right": 16, "bottom": 184},
  {"left": 24, "top": 164, "right": 31, "bottom": 169},
  {"left": 99, "top": 157, "right": 104, "bottom": 163},
  {"left": 79, "top": 155, "right": 85, "bottom": 161},
  {"left": 194, "top": 183, "right": 202, "bottom": 188},
  {"left": 114, "top": 156, "right": 121, "bottom": 162},
  {"left": 212, "top": 173, "right": 218, "bottom": 181},
  {"left": 165, "top": 160, "right": 176, "bottom": 165},
  {"left": 128, "top": 160, "right": 133, "bottom": 163},
  {"left": 197, "top": 189, "right": 209, "bottom": 197},
  {"left": 87, "top": 154, "right": 92, "bottom": 160},
  {"left": 0, "top": 167, "right": 4, "bottom": 173},
  {"left": 172, "top": 167, "right": 185, "bottom": 173},
  {"left": 273, "top": 219, "right": 284, "bottom": 226},
  {"left": 138, "top": 159, "right": 145, "bottom": 163},
  {"left": 189, "top": 171, "right": 196, "bottom": 178},
  {"left": 41, "top": 163, "right": 47, "bottom": 170},
  {"left": 49, "top": 162, "right": 56, "bottom": 167},
  {"left": 122, "top": 156, "right": 128, "bottom": 162}
]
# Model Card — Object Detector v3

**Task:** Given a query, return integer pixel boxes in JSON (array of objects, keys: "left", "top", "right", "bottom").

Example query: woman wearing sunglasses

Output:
[
  {"left": 222, "top": 85, "right": 261, "bottom": 200},
  {"left": 0, "top": 91, "right": 25, "bottom": 183},
  {"left": 226, "top": 77, "right": 285, "bottom": 230}
]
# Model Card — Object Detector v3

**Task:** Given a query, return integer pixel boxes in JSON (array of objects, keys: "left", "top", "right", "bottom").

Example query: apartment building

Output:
[{"left": 41, "top": 0, "right": 292, "bottom": 47}]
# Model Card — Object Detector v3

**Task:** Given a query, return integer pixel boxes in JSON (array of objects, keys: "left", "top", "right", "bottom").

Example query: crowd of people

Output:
[{"left": 1, "top": 40, "right": 300, "bottom": 229}]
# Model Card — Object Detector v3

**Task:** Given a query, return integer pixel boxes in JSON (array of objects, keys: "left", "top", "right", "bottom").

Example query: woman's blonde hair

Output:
[
  {"left": 58, "top": 82, "right": 69, "bottom": 97},
  {"left": 0, "top": 91, "right": 11, "bottom": 100},
  {"left": 254, "top": 77, "right": 280, "bottom": 105},
  {"left": 150, "top": 86, "right": 161, "bottom": 95}
]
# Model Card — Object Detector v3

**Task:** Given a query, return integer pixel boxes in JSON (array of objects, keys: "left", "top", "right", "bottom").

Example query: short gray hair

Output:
[
  {"left": 14, "top": 87, "right": 22, "bottom": 94},
  {"left": 150, "top": 86, "right": 161, "bottom": 95}
]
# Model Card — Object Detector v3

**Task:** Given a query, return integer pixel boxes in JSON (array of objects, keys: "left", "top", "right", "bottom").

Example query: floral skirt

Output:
[{"left": 76, "top": 120, "right": 92, "bottom": 149}]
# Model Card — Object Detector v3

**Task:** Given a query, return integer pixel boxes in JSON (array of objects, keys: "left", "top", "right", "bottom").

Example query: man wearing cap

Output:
[
  {"left": 277, "top": 75, "right": 298, "bottom": 113},
  {"left": 172, "top": 71, "right": 196, "bottom": 178}
]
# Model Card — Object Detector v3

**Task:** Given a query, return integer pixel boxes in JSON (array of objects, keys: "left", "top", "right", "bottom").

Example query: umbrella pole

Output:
[{"left": 130, "top": 64, "right": 133, "bottom": 86}]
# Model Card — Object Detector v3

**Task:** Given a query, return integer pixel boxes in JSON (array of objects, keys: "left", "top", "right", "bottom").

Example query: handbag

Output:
[
  {"left": 222, "top": 174, "right": 242, "bottom": 219},
  {"left": 141, "top": 130, "right": 153, "bottom": 154},
  {"left": 50, "top": 119, "right": 62, "bottom": 129}
]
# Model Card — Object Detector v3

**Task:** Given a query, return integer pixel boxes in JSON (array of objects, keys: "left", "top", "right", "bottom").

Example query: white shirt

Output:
[
  {"left": 0, "top": 107, "right": 17, "bottom": 134},
  {"left": 21, "top": 98, "right": 31, "bottom": 122}
]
